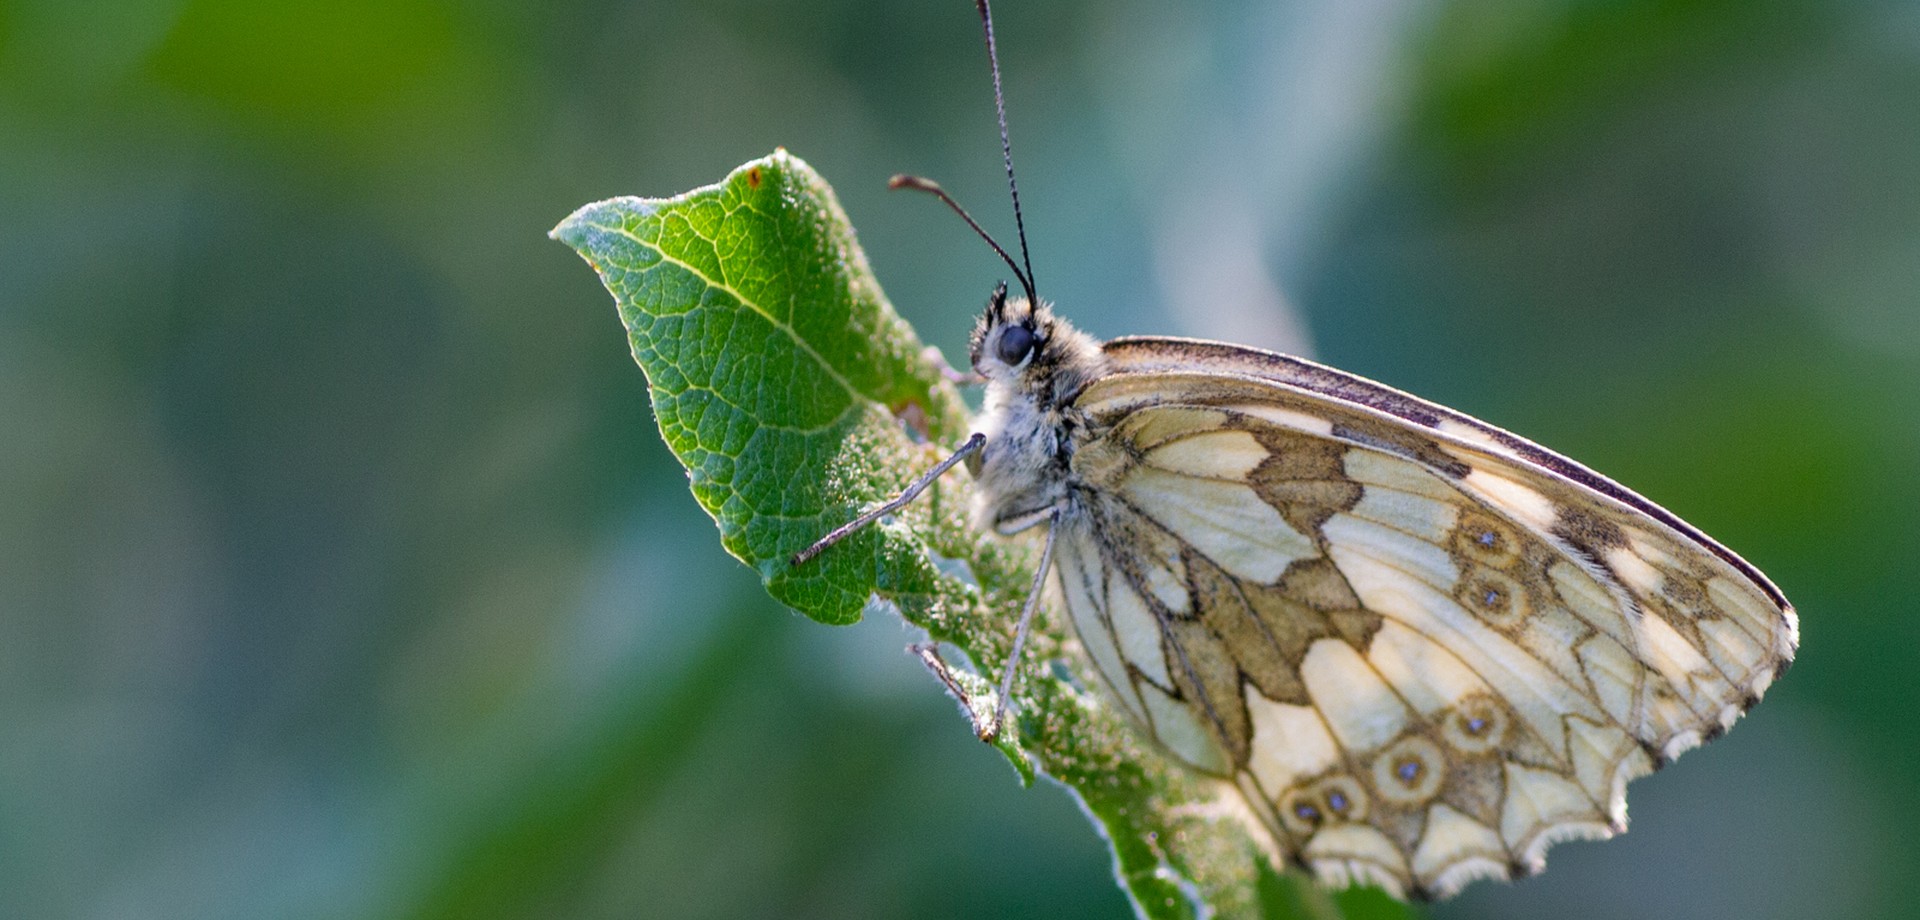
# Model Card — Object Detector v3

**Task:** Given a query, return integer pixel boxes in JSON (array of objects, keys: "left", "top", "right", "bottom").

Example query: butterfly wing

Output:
[{"left": 1050, "top": 337, "right": 1796, "bottom": 900}]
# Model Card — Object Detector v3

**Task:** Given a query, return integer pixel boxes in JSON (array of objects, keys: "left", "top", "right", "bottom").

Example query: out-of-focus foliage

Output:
[{"left": 0, "top": 1, "right": 1913, "bottom": 918}]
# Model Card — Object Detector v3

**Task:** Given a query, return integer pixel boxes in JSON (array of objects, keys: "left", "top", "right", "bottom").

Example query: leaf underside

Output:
[{"left": 552, "top": 150, "right": 1408, "bottom": 920}]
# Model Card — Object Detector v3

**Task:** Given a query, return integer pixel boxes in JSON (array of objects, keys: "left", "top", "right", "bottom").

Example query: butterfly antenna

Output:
[
  {"left": 975, "top": 0, "right": 1037, "bottom": 306},
  {"left": 888, "top": 174, "right": 1033, "bottom": 302}
]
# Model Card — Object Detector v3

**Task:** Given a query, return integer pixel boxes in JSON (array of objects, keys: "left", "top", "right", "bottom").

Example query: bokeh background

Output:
[{"left": 4, "top": 0, "right": 1917, "bottom": 917}]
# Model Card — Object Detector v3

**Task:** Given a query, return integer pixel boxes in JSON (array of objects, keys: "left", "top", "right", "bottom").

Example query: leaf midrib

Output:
[{"left": 592, "top": 218, "right": 866, "bottom": 406}]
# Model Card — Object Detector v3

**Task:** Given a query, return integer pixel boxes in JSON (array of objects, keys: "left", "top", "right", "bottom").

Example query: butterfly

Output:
[{"left": 793, "top": 0, "right": 1798, "bottom": 902}]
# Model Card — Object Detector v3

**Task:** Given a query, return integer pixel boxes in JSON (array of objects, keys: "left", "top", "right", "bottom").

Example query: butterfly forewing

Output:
[{"left": 1050, "top": 340, "right": 1796, "bottom": 899}]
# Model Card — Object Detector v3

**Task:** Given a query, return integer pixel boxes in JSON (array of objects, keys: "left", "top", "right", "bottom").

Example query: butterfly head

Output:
[{"left": 969, "top": 281, "right": 1103, "bottom": 408}]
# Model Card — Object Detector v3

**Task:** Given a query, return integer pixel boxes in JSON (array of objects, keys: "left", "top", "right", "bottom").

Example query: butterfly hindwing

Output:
[{"left": 1047, "top": 342, "right": 1796, "bottom": 899}]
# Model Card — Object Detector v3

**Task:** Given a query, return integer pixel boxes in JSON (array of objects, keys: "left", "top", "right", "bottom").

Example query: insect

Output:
[{"left": 794, "top": 0, "right": 1798, "bottom": 901}]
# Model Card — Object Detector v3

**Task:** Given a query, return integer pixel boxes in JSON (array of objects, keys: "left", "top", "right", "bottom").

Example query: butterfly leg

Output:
[
  {"left": 907, "top": 642, "right": 1000, "bottom": 733},
  {"left": 982, "top": 505, "right": 1062, "bottom": 742},
  {"left": 790, "top": 432, "right": 987, "bottom": 566}
]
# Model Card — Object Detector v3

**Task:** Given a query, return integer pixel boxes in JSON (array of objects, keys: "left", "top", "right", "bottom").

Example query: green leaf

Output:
[
  {"left": 551, "top": 151, "right": 969, "bottom": 624},
  {"left": 552, "top": 150, "right": 1412, "bottom": 920}
]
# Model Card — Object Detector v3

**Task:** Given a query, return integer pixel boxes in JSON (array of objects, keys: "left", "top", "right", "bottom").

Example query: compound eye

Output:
[{"left": 995, "top": 324, "right": 1035, "bottom": 367}]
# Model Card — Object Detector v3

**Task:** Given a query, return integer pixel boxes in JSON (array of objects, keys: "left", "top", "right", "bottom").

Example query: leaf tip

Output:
[
  {"left": 547, "top": 201, "right": 598, "bottom": 248},
  {"left": 549, "top": 196, "right": 659, "bottom": 259}
]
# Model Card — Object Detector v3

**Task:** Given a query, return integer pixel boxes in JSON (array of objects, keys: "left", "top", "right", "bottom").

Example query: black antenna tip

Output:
[{"left": 974, "top": 0, "right": 1036, "bottom": 303}]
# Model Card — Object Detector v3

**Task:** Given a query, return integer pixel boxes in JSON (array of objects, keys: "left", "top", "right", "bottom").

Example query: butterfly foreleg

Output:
[
  {"left": 790, "top": 432, "right": 987, "bottom": 566},
  {"left": 907, "top": 641, "right": 1005, "bottom": 737},
  {"left": 905, "top": 505, "right": 1062, "bottom": 743},
  {"left": 982, "top": 505, "right": 1062, "bottom": 742}
]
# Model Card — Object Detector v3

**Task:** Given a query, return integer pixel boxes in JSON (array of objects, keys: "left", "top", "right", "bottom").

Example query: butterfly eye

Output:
[{"left": 996, "top": 324, "right": 1036, "bottom": 367}]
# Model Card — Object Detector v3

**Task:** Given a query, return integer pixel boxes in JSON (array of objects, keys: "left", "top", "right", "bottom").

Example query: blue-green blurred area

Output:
[{"left": 2, "top": 0, "right": 1914, "bottom": 916}]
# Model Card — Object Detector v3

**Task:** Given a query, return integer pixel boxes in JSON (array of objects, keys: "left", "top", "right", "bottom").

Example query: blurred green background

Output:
[{"left": 3, "top": 0, "right": 1916, "bottom": 917}]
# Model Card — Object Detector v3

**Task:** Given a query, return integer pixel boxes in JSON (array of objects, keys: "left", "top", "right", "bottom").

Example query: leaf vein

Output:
[{"left": 590, "top": 220, "right": 864, "bottom": 403}]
